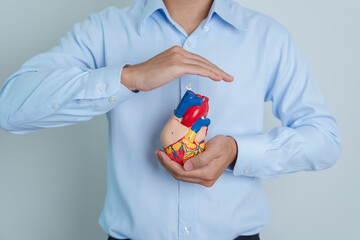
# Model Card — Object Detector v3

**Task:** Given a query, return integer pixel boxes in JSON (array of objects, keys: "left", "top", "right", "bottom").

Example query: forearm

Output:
[
  {"left": 0, "top": 64, "right": 135, "bottom": 134},
  {"left": 231, "top": 123, "right": 341, "bottom": 179},
  {"left": 228, "top": 27, "right": 343, "bottom": 179}
]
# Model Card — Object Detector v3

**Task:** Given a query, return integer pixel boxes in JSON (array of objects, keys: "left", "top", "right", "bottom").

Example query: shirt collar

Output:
[
  {"left": 209, "top": 0, "right": 248, "bottom": 31},
  {"left": 137, "top": 0, "right": 248, "bottom": 35},
  {"left": 137, "top": 0, "right": 166, "bottom": 34}
]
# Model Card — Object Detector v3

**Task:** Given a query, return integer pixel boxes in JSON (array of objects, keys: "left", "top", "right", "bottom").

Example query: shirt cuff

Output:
[
  {"left": 231, "top": 134, "right": 267, "bottom": 177},
  {"left": 86, "top": 64, "right": 137, "bottom": 108},
  {"left": 85, "top": 63, "right": 135, "bottom": 99}
]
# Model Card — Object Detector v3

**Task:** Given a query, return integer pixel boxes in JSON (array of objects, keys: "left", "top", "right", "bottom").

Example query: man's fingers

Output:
[
  {"left": 181, "top": 58, "right": 233, "bottom": 82},
  {"left": 154, "top": 134, "right": 234, "bottom": 188},
  {"left": 181, "top": 64, "right": 224, "bottom": 82},
  {"left": 155, "top": 149, "right": 182, "bottom": 175},
  {"left": 182, "top": 50, "right": 234, "bottom": 82},
  {"left": 155, "top": 149, "right": 195, "bottom": 179},
  {"left": 172, "top": 46, "right": 234, "bottom": 82},
  {"left": 183, "top": 149, "right": 213, "bottom": 171},
  {"left": 126, "top": 45, "right": 234, "bottom": 92},
  {"left": 154, "top": 149, "right": 212, "bottom": 181}
]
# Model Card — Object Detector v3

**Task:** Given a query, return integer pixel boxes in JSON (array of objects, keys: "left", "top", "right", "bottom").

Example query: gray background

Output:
[{"left": 0, "top": 0, "right": 358, "bottom": 239}]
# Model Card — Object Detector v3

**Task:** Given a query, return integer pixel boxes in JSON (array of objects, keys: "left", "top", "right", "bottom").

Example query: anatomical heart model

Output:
[{"left": 161, "top": 90, "right": 211, "bottom": 165}]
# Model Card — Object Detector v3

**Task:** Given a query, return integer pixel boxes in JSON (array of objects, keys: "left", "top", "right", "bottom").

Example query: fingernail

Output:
[
  {"left": 157, "top": 152, "right": 163, "bottom": 160},
  {"left": 184, "top": 161, "right": 193, "bottom": 171}
]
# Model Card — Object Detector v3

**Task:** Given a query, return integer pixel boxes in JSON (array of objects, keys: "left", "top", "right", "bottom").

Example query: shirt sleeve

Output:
[
  {"left": 0, "top": 13, "right": 136, "bottom": 135},
  {"left": 231, "top": 29, "right": 342, "bottom": 179}
]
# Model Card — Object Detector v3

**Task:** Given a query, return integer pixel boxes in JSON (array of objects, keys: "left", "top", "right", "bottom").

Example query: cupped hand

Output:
[
  {"left": 155, "top": 135, "right": 238, "bottom": 187},
  {"left": 121, "top": 45, "right": 234, "bottom": 92}
]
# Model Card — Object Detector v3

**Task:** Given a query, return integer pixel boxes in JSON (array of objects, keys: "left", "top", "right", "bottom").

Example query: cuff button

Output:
[
  {"left": 109, "top": 96, "right": 117, "bottom": 103},
  {"left": 53, "top": 104, "right": 60, "bottom": 110}
]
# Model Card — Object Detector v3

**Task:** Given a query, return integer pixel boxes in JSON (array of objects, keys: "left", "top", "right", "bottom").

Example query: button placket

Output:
[
  {"left": 178, "top": 181, "right": 197, "bottom": 239},
  {"left": 244, "top": 168, "right": 251, "bottom": 174},
  {"left": 183, "top": 37, "right": 196, "bottom": 51}
]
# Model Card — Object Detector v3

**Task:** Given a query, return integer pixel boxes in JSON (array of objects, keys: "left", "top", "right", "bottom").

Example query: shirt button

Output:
[
  {"left": 109, "top": 96, "right": 116, "bottom": 103},
  {"left": 186, "top": 41, "right": 192, "bottom": 47},
  {"left": 53, "top": 104, "right": 59, "bottom": 110},
  {"left": 244, "top": 168, "right": 251, "bottom": 174},
  {"left": 97, "top": 83, "right": 105, "bottom": 92},
  {"left": 186, "top": 84, "right": 192, "bottom": 90},
  {"left": 203, "top": 26, "right": 210, "bottom": 32},
  {"left": 184, "top": 226, "right": 191, "bottom": 233}
]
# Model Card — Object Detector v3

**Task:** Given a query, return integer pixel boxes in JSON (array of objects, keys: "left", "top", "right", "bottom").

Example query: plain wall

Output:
[{"left": 0, "top": 0, "right": 359, "bottom": 239}]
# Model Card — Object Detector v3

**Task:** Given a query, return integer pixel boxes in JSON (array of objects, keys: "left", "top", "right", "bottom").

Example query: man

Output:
[{"left": 0, "top": 0, "right": 341, "bottom": 239}]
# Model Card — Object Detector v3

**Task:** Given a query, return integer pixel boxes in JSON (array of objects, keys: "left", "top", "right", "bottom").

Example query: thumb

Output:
[
  {"left": 154, "top": 149, "right": 163, "bottom": 159},
  {"left": 183, "top": 151, "right": 211, "bottom": 171}
]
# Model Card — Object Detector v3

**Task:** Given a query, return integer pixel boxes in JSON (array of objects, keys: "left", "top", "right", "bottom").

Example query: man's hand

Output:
[
  {"left": 155, "top": 135, "right": 238, "bottom": 187},
  {"left": 121, "top": 45, "right": 234, "bottom": 91}
]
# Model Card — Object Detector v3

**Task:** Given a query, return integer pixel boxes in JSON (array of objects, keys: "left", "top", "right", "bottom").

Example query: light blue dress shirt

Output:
[{"left": 0, "top": 0, "right": 341, "bottom": 239}]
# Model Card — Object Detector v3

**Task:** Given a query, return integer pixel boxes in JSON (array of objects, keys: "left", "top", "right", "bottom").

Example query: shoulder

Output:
[
  {"left": 229, "top": 1, "right": 291, "bottom": 38},
  {"left": 86, "top": 2, "right": 142, "bottom": 29}
]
